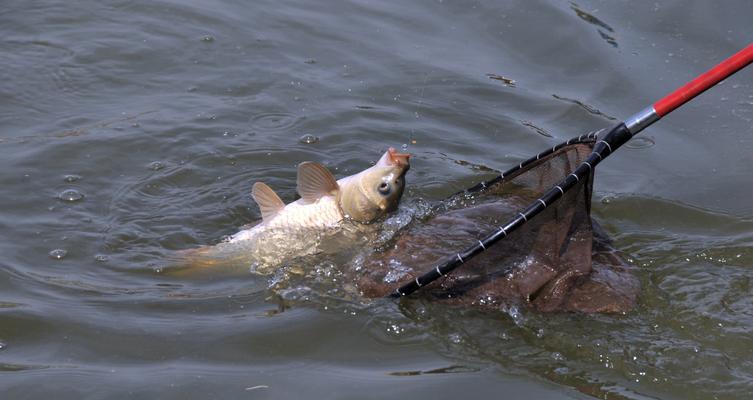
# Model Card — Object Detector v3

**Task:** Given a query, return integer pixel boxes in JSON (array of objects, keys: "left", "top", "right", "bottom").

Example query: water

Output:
[{"left": 1, "top": 0, "right": 752, "bottom": 398}]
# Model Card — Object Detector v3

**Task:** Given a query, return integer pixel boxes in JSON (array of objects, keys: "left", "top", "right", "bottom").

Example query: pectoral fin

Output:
[
  {"left": 252, "top": 182, "right": 285, "bottom": 221},
  {"left": 297, "top": 162, "right": 339, "bottom": 202}
]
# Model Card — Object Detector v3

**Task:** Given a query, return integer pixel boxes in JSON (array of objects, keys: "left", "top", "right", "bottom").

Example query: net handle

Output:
[
  {"left": 391, "top": 43, "right": 753, "bottom": 298},
  {"left": 654, "top": 43, "right": 753, "bottom": 117},
  {"left": 626, "top": 43, "right": 753, "bottom": 135}
]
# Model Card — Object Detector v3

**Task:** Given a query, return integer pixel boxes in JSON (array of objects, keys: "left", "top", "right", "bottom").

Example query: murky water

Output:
[{"left": 2, "top": 1, "right": 753, "bottom": 398}]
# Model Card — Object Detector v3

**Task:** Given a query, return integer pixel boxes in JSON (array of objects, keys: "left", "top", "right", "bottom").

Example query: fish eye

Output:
[{"left": 377, "top": 182, "right": 391, "bottom": 195}]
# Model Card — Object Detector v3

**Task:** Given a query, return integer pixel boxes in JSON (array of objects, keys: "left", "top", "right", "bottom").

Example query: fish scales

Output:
[{"left": 173, "top": 147, "right": 410, "bottom": 274}]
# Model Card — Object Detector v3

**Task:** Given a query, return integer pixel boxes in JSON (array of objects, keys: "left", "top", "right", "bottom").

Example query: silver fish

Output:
[{"left": 173, "top": 148, "right": 410, "bottom": 274}]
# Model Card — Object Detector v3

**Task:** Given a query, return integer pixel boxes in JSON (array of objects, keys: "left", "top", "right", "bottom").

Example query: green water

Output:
[{"left": 1, "top": 1, "right": 752, "bottom": 398}]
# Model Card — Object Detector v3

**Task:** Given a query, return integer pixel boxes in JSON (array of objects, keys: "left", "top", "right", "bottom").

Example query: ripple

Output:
[
  {"left": 249, "top": 112, "right": 301, "bottom": 132},
  {"left": 388, "top": 365, "right": 479, "bottom": 376},
  {"left": 486, "top": 73, "right": 516, "bottom": 87},
  {"left": 4, "top": 41, "right": 83, "bottom": 100},
  {"left": 570, "top": 4, "right": 619, "bottom": 48},
  {"left": 625, "top": 136, "right": 655, "bottom": 149},
  {"left": 552, "top": 94, "right": 617, "bottom": 120},
  {"left": 520, "top": 120, "right": 553, "bottom": 138},
  {"left": 58, "top": 189, "right": 84, "bottom": 202},
  {"left": 0, "top": 362, "right": 50, "bottom": 372}
]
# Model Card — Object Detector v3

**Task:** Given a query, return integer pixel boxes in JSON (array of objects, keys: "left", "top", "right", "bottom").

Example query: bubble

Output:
[
  {"left": 58, "top": 189, "right": 84, "bottom": 202},
  {"left": 299, "top": 134, "right": 319, "bottom": 144},
  {"left": 49, "top": 249, "right": 68, "bottom": 259},
  {"left": 63, "top": 174, "right": 81, "bottom": 183},
  {"left": 94, "top": 254, "right": 109, "bottom": 262},
  {"left": 147, "top": 161, "right": 166, "bottom": 171}
]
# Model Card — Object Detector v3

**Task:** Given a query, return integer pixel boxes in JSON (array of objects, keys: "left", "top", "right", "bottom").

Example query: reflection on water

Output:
[{"left": 1, "top": 0, "right": 753, "bottom": 399}]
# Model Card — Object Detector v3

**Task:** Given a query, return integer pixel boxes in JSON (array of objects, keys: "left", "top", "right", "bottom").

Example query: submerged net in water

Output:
[{"left": 356, "top": 137, "right": 639, "bottom": 313}]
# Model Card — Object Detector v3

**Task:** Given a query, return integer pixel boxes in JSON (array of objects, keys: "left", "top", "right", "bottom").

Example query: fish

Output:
[{"left": 170, "top": 147, "right": 410, "bottom": 274}]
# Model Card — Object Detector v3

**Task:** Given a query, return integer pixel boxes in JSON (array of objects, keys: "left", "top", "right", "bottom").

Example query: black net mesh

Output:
[{"left": 357, "top": 142, "right": 639, "bottom": 313}]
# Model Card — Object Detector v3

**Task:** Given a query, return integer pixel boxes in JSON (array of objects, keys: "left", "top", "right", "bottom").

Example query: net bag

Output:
[{"left": 356, "top": 138, "right": 639, "bottom": 313}]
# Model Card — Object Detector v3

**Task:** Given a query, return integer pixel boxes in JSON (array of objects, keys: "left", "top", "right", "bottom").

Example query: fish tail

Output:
[{"left": 164, "top": 246, "right": 233, "bottom": 277}]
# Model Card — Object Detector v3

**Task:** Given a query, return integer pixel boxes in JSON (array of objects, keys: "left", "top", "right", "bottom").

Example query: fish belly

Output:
[{"left": 169, "top": 197, "right": 344, "bottom": 275}]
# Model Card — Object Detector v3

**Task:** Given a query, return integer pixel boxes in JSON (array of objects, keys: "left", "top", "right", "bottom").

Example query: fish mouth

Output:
[{"left": 378, "top": 147, "right": 411, "bottom": 169}]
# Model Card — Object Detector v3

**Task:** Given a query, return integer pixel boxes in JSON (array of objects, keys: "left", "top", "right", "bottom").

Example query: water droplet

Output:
[
  {"left": 49, "top": 249, "right": 67, "bottom": 259},
  {"left": 58, "top": 189, "right": 84, "bottom": 202},
  {"left": 448, "top": 333, "right": 463, "bottom": 344},
  {"left": 201, "top": 35, "right": 215, "bottom": 42},
  {"left": 0, "top": 341, "right": 6, "bottom": 351},
  {"left": 147, "top": 161, "right": 165, "bottom": 171},
  {"left": 94, "top": 254, "right": 109, "bottom": 262},
  {"left": 401, "top": 143, "right": 408, "bottom": 150},
  {"left": 386, "top": 323, "right": 405, "bottom": 335},
  {"left": 299, "top": 134, "right": 319, "bottom": 144},
  {"left": 63, "top": 174, "right": 81, "bottom": 183}
]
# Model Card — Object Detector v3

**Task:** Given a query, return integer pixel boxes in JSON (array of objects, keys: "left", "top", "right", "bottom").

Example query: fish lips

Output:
[{"left": 377, "top": 147, "right": 411, "bottom": 172}]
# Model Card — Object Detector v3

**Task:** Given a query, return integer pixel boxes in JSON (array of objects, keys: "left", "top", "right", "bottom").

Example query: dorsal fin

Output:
[
  {"left": 297, "top": 162, "right": 339, "bottom": 203},
  {"left": 251, "top": 182, "right": 285, "bottom": 221}
]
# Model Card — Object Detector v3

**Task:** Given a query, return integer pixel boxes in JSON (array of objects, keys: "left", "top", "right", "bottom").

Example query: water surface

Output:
[{"left": 2, "top": 1, "right": 753, "bottom": 398}]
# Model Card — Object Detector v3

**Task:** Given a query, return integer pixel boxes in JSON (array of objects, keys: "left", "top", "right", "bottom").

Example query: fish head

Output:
[{"left": 339, "top": 147, "right": 410, "bottom": 223}]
